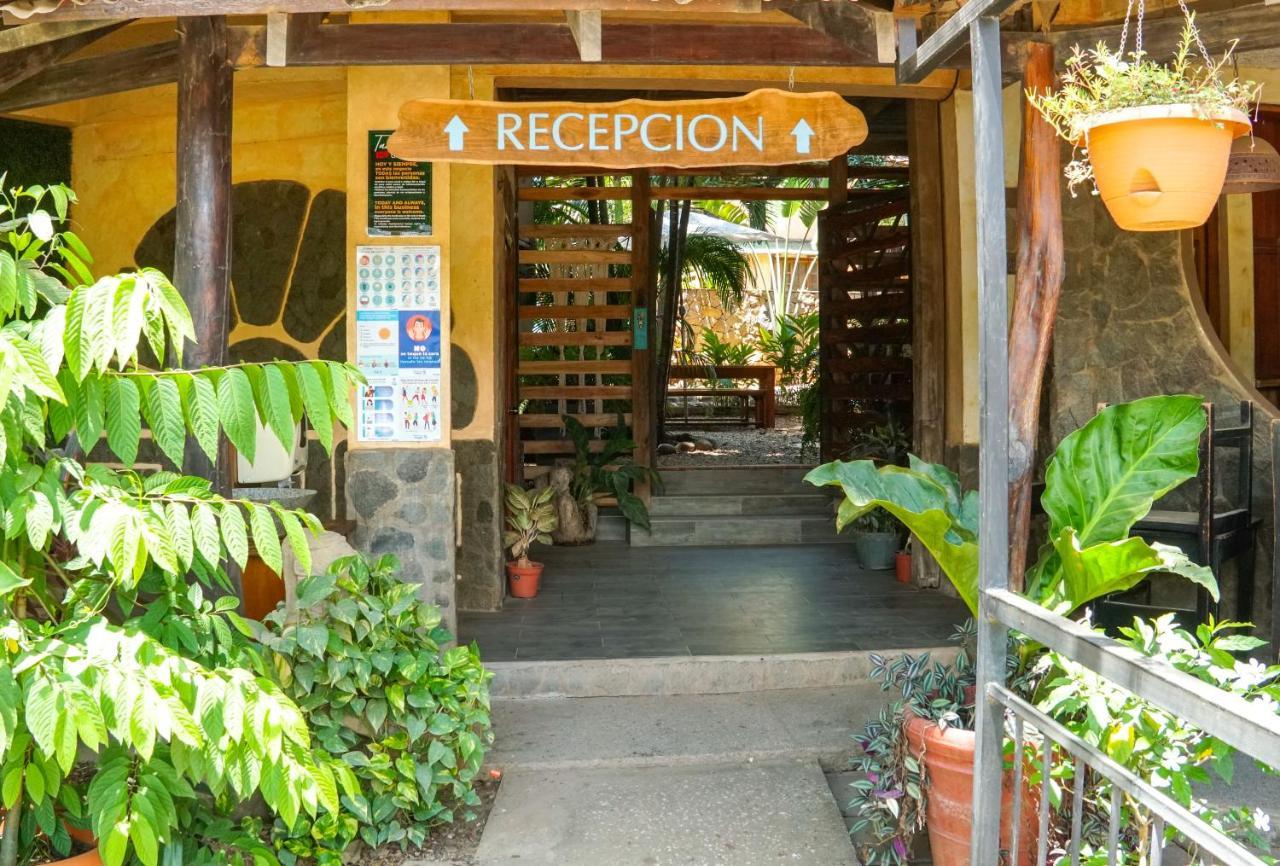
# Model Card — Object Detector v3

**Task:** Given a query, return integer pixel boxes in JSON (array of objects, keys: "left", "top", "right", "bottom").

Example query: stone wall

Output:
[
  {"left": 346, "top": 449, "right": 458, "bottom": 632},
  {"left": 455, "top": 439, "right": 504, "bottom": 611},
  {"left": 1049, "top": 192, "right": 1277, "bottom": 630}
]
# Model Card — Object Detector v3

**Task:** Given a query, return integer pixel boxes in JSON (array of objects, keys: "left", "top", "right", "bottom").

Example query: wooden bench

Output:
[{"left": 667, "top": 365, "right": 777, "bottom": 429}]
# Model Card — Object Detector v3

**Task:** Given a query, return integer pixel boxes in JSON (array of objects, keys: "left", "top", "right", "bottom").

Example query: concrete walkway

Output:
[{"left": 472, "top": 685, "right": 882, "bottom": 865}]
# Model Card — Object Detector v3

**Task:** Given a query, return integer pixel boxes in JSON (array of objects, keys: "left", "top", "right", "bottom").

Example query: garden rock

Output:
[
  {"left": 692, "top": 437, "right": 717, "bottom": 451},
  {"left": 676, "top": 441, "right": 697, "bottom": 453},
  {"left": 657, "top": 443, "right": 678, "bottom": 456}
]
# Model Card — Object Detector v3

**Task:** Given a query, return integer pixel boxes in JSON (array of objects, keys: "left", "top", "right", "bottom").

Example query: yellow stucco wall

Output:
[
  {"left": 343, "top": 65, "right": 454, "bottom": 449},
  {"left": 20, "top": 68, "right": 347, "bottom": 359}
]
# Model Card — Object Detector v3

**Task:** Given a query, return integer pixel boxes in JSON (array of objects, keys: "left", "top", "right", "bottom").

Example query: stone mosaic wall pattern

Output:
[
  {"left": 134, "top": 181, "right": 348, "bottom": 521},
  {"left": 1050, "top": 191, "right": 1278, "bottom": 628}
]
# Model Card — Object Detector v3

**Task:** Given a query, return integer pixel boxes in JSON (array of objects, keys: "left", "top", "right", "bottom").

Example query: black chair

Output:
[{"left": 1094, "top": 401, "right": 1259, "bottom": 631}]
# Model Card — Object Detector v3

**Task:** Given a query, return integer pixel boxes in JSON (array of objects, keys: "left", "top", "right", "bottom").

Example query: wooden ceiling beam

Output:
[
  {"left": 0, "top": 25, "right": 261, "bottom": 112},
  {"left": 3, "top": 0, "right": 766, "bottom": 23},
  {"left": 0, "top": 19, "right": 125, "bottom": 94},
  {"left": 0, "top": 17, "right": 116, "bottom": 52},
  {"left": 286, "top": 21, "right": 881, "bottom": 66}
]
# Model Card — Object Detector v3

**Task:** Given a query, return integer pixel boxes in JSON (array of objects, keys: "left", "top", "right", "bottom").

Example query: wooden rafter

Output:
[
  {"left": 0, "top": 18, "right": 123, "bottom": 92},
  {"left": 284, "top": 21, "right": 881, "bottom": 66},
  {"left": 1, "top": 0, "right": 767, "bottom": 23},
  {"left": 0, "top": 25, "right": 260, "bottom": 111}
]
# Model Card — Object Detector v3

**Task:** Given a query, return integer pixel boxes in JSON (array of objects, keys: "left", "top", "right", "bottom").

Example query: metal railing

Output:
[{"left": 896, "top": 8, "right": 1280, "bottom": 866}]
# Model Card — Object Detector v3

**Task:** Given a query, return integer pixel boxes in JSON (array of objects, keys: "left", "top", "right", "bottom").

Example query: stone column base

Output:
[{"left": 346, "top": 448, "right": 457, "bottom": 633}]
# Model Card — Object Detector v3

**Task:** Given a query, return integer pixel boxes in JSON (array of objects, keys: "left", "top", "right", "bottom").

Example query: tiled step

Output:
[
  {"left": 487, "top": 649, "right": 958, "bottom": 699},
  {"left": 658, "top": 465, "right": 818, "bottom": 496},
  {"left": 631, "top": 513, "right": 851, "bottom": 547},
  {"left": 648, "top": 492, "right": 835, "bottom": 518}
]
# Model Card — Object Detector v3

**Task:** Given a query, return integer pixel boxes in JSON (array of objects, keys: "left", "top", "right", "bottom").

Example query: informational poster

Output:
[
  {"left": 368, "top": 130, "right": 433, "bottom": 236},
  {"left": 354, "top": 245, "right": 443, "bottom": 443}
]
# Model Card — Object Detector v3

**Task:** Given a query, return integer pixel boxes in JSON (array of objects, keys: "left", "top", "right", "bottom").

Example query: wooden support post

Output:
[
  {"left": 630, "top": 170, "right": 655, "bottom": 495},
  {"left": 908, "top": 99, "right": 948, "bottom": 589},
  {"left": 175, "top": 15, "right": 234, "bottom": 494},
  {"left": 1007, "top": 41, "right": 1064, "bottom": 587},
  {"left": 565, "top": 9, "right": 602, "bottom": 62}
]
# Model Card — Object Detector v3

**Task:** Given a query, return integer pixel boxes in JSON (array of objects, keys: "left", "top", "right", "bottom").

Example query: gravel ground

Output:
[{"left": 658, "top": 416, "right": 815, "bottom": 467}]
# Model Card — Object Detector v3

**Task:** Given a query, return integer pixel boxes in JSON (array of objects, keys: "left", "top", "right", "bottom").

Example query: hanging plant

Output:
[{"left": 1028, "top": 6, "right": 1261, "bottom": 231}]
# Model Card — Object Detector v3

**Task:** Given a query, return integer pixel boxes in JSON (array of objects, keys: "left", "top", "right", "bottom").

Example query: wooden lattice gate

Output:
[
  {"left": 817, "top": 191, "right": 913, "bottom": 462},
  {"left": 506, "top": 170, "right": 652, "bottom": 482}
]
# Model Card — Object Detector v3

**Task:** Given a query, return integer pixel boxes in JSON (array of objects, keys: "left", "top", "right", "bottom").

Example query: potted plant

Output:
[
  {"left": 851, "top": 508, "right": 901, "bottom": 571},
  {"left": 894, "top": 537, "right": 912, "bottom": 585},
  {"left": 812, "top": 396, "right": 1221, "bottom": 866},
  {"left": 1028, "top": 12, "right": 1259, "bottom": 231},
  {"left": 504, "top": 482, "right": 558, "bottom": 597},
  {"left": 848, "top": 626, "right": 1038, "bottom": 866},
  {"left": 551, "top": 415, "right": 661, "bottom": 544}
]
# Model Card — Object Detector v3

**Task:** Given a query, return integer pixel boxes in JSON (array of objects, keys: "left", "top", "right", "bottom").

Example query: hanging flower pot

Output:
[
  {"left": 1081, "top": 104, "right": 1250, "bottom": 231},
  {"left": 1029, "top": 5, "right": 1261, "bottom": 232}
]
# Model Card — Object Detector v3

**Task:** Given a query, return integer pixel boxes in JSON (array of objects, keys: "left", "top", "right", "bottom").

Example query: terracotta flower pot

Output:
[
  {"left": 0, "top": 816, "right": 101, "bottom": 866},
  {"left": 895, "top": 552, "right": 912, "bottom": 584},
  {"left": 904, "top": 714, "right": 1038, "bottom": 866},
  {"left": 506, "top": 560, "right": 544, "bottom": 598},
  {"left": 1080, "top": 104, "right": 1251, "bottom": 232}
]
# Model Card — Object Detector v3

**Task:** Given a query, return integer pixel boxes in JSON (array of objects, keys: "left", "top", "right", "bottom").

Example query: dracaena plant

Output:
[
  {"left": 0, "top": 179, "right": 365, "bottom": 866},
  {"left": 806, "top": 394, "right": 1218, "bottom": 617}
]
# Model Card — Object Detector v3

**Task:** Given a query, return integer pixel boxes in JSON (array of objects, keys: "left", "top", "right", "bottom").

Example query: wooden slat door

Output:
[
  {"left": 1253, "top": 110, "right": 1280, "bottom": 408},
  {"left": 817, "top": 191, "right": 913, "bottom": 461},
  {"left": 511, "top": 171, "right": 652, "bottom": 481}
]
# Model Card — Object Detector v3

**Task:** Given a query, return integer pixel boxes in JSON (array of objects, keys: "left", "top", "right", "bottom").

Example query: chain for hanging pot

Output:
[{"left": 1116, "top": 0, "right": 1215, "bottom": 68}]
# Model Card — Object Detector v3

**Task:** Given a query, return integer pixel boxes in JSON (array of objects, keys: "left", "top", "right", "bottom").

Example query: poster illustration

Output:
[
  {"left": 399, "top": 310, "right": 441, "bottom": 369},
  {"left": 368, "top": 130, "right": 432, "bottom": 236},
  {"left": 354, "top": 244, "right": 443, "bottom": 443}
]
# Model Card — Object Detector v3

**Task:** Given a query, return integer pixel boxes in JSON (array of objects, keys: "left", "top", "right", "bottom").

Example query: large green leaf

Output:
[
  {"left": 1051, "top": 529, "right": 1218, "bottom": 612},
  {"left": 1042, "top": 395, "right": 1206, "bottom": 546},
  {"left": 1031, "top": 395, "right": 1207, "bottom": 607},
  {"left": 805, "top": 460, "right": 980, "bottom": 615}
]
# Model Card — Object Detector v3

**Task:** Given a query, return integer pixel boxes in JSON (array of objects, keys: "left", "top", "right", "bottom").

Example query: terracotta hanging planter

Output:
[
  {"left": 904, "top": 714, "right": 1038, "bottom": 866},
  {"left": 1080, "top": 104, "right": 1251, "bottom": 231}
]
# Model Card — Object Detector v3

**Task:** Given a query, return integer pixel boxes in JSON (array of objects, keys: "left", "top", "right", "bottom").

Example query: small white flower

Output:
[
  {"left": 28, "top": 210, "right": 53, "bottom": 241},
  {"left": 1253, "top": 809, "right": 1271, "bottom": 833}
]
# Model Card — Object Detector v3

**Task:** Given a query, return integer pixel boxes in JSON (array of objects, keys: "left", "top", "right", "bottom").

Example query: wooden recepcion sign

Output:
[{"left": 389, "top": 89, "right": 867, "bottom": 169}]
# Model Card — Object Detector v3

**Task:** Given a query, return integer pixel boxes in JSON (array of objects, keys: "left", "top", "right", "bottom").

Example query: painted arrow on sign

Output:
[
  {"left": 791, "top": 118, "right": 815, "bottom": 155},
  {"left": 390, "top": 89, "right": 867, "bottom": 169},
  {"left": 445, "top": 115, "right": 470, "bottom": 151}
]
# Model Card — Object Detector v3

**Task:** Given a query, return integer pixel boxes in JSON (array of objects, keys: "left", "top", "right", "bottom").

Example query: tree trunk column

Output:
[
  {"left": 175, "top": 15, "right": 234, "bottom": 492},
  {"left": 1007, "top": 42, "right": 1065, "bottom": 586}
]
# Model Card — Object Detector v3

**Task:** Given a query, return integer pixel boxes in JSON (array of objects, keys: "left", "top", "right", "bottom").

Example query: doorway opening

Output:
[{"left": 460, "top": 92, "right": 965, "bottom": 662}]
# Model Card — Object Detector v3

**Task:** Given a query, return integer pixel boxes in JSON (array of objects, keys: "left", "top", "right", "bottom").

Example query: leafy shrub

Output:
[
  {"left": 696, "top": 327, "right": 756, "bottom": 367},
  {"left": 0, "top": 180, "right": 363, "bottom": 866},
  {"left": 261, "top": 554, "right": 494, "bottom": 860},
  {"left": 562, "top": 414, "right": 661, "bottom": 530},
  {"left": 1037, "top": 615, "right": 1276, "bottom": 864},
  {"left": 755, "top": 312, "right": 819, "bottom": 387}
]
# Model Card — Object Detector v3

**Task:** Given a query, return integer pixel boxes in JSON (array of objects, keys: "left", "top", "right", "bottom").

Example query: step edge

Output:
[{"left": 486, "top": 647, "right": 959, "bottom": 699}]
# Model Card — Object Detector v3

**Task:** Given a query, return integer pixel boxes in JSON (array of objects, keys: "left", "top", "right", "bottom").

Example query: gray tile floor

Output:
[{"left": 458, "top": 543, "right": 970, "bottom": 661}]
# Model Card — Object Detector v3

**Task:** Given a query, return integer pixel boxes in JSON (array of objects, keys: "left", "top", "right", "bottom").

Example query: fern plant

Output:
[{"left": 0, "top": 179, "right": 364, "bottom": 866}]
